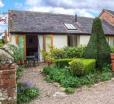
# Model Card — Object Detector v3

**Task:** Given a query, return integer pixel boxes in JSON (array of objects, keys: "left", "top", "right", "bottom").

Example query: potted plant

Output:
[
  {"left": 41, "top": 49, "right": 54, "bottom": 65},
  {"left": 45, "top": 56, "right": 54, "bottom": 66},
  {"left": 19, "top": 49, "right": 24, "bottom": 65}
]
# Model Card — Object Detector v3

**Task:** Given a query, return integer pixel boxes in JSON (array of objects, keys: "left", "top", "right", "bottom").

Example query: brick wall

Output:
[
  {"left": 0, "top": 64, "right": 16, "bottom": 104},
  {"left": 100, "top": 11, "right": 114, "bottom": 26}
]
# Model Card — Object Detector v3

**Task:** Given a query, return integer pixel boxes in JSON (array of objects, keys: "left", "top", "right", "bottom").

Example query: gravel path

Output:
[{"left": 20, "top": 64, "right": 114, "bottom": 104}]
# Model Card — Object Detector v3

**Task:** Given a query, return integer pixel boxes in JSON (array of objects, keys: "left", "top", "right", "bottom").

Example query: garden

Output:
[
  {"left": 42, "top": 18, "right": 113, "bottom": 94},
  {"left": 16, "top": 66, "right": 39, "bottom": 104},
  {"left": 0, "top": 17, "right": 114, "bottom": 103},
  {"left": 9, "top": 45, "right": 40, "bottom": 104},
  {"left": 0, "top": 44, "right": 39, "bottom": 104}
]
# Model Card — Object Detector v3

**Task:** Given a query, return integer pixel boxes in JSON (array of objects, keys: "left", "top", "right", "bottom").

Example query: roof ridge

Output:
[
  {"left": 103, "top": 9, "right": 114, "bottom": 15},
  {"left": 9, "top": 10, "right": 74, "bottom": 16},
  {"left": 8, "top": 10, "right": 94, "bottom": 19},
  {"left": 104, "top": 9, "right": 114, "bottom": 12}
]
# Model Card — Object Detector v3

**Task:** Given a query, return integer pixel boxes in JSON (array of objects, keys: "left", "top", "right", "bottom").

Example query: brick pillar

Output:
[{"left": 0, "top": 64, "right": 16, "bottom": 104}]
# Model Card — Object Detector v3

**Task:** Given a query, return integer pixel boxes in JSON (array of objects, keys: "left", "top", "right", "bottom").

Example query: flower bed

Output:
[{"left": 43, "top": 65, "right": 112, "bottom": 92}]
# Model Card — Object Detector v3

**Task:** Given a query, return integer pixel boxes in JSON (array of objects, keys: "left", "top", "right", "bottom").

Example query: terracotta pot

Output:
[
  {"left": 111, "top": 53, "right": 114, "bottom": 60},
  {"left": 20, "top": 60, "right": 24, "bottom": 65},
  {"left": 17, "top": 60, "right": 24, "bottom": 65},
  {"left": 17, "top": 60, "right": 21, "bottom": 65},
  {"left": 110, "top": 53, "right": 114, "bottom": 71},
  {"left": 46, "top": 60, "right": 52, "bottom": 66},
  {"left": 24, "top": 60, "right": 27, "bottom": 64}
]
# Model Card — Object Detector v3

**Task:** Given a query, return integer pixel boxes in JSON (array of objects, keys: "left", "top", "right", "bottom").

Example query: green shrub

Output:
[
  {"left": 16, "top": 66, "right": 24, "bottom": 80},
  {"left": 80, "top": 73, "right": 96, "bottom": 85},
  {"left": 81, "top": 59, "right": 96, "bottom": 74},
  {"left": 64, "top": 47, "right": 85, "bottom": 58},
  {"left": 43, "top": 66, "right": 52, "bottom": 75},
  {"left": 25, "top": 88, "right": 39, "bottom": 98},
  {"left": 54, "top": 59, "right": 72, "bottom": 68},
  {"left": 50, "top": 48, "right": 66, "bottom": 59},
  {"left": 54, "top": 58, "right": 96, "bottom": 73},
  {"left": 17, "top": 82, "right": 39, "bottom": 104},
  {"left": 84, "top": 17, "right": 111, "bottom": 69},
  {"left": 99, "top": 64, "right": 112, "bottom": 81},
  {"left": 101, "top": 71, "right": 112, "bottom": 81},
  {"left": 44, "top": 75, "right": 53, "bottom": 83},
  {"left": 111, "top": 47, "right": 114, "bottom": 53},
  {"left": 43, "top": 65, "right": 112, "bottom": 89},
  {"left": 0, "top": 39, "right": 4, "bottom": 47},
  {"left": 55, "top": 58, "right": 96, "bottom": 74},
  {"left": 102, "top": 64, "right": 111, "bottom": 72},
  {"left": 65, "top": 87, "right": 75, "bottom": 94},
  {"left": 43, "top": 66, "right": 65, "bottom": 82},
  {"left": 42, "top": 46, "right": 85, "bottom": 61},
  {"left": 42, "top": 49, "right": 54, "bottom": 62},
  {"left": 7, "top": 44, "right": 24, "bottom": 63},
  {"left": 60, "top": 76, "right": 81, "bottom": 88},
  {"left": 49, "top": 68, "right": 66, "bottom": 83},
  {"left": 43, "top": 66, "right": 79, "bottom": 88},
  {"left": 69, "top": 59, "right": 84, "bottom": 76},
  {"left": 50, "top": 47, "right": 85, "bottom": 59},
  {"left": 43, "top": 66, "right": 81, "bottom": 88}
]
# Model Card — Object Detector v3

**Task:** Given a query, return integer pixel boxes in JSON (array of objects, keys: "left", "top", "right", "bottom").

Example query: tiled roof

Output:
[
  {"left": 8, "top": 10, "right": 114, "bottom": 35},
  {"left": 104, "top": 9, "right": 114, "bottom": 15}
]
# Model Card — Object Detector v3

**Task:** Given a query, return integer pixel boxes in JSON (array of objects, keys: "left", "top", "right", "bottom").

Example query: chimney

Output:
[{"left": 75, "top": 14, "right": 77, "bottom": 22}]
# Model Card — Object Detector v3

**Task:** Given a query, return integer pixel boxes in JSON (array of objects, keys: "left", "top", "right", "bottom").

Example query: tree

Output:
[{"left": 84, "top": 17, "right": 111, "bottom": 69}]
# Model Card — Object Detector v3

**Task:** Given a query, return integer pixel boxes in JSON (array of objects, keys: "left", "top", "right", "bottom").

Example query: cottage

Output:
[{"left": 8, "top": 9, "right": 114, "bottom": 61}]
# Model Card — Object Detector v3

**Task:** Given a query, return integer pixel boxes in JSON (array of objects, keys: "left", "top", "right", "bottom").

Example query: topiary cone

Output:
[{"left": 84, "top": 17, "right": 111, "bottom": 69}]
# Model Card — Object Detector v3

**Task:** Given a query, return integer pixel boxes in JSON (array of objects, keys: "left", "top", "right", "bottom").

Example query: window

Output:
[{"left": 64, "top": 23, "right": 77, "bottom": 30}]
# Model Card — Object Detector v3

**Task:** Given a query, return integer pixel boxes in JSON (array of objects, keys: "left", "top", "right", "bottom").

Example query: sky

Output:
[
  {"left": 0, "top": 0, "right": 114, "bottom": 17},
  {"left": 0, "top": 0, "right": 114, "bottom": 32}
]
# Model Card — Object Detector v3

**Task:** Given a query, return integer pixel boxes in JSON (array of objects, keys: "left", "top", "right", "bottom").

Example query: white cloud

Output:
[
  {"left": 0, "top": 0, "right": 4, "bottom": 8},
  {"left": 26, "top": 0, "right": 42, "bottom": 6},
  {"left": 0, "top": 14, "right": 8, "bottom": 33},
  {"left": 28, "top": 6, "right": 94, "bottom": 17},
  {"left": 28, "top": 6, "right": 76, "bottom": 15},
  {"left": 0, "top": 14, "right": 8, "bottom": 24},
  {"left": 25, "top": 0, "right": 114, "bottom": 17}
]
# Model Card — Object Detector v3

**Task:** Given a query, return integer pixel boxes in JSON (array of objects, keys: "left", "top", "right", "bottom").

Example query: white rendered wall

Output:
[
  {"left": 79, "top": 35, "right": 114, "bottom": 47},
  {"left": 108, "top": 36, "right": 114, "bottom": 47},
  {"left": 79, "top": 35, "right": 90, "bottom": 46},
  {"left": 10, "top": 35, "right": 17, "bottom": 46},
  {"left": 53, "top": 35, "right": 68, "bottom": 48},
  {"left": 38, "top": 35, "right": 43, "bottom": 61}
]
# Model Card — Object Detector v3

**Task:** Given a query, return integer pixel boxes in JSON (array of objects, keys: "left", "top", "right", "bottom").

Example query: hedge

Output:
[
  {"left": 81, "top": 59, "right": 96, "bottom": 74},
  {"left": 54, "top": 58, "right": 72, "bottom": 68},
  {"left": 54, "top": 58, "right": 96, "bottom": 74}
]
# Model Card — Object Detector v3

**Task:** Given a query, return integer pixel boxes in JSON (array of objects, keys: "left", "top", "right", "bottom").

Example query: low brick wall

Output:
[{"left": 0, "top": 64, "right": 16, "bottom": 104}]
